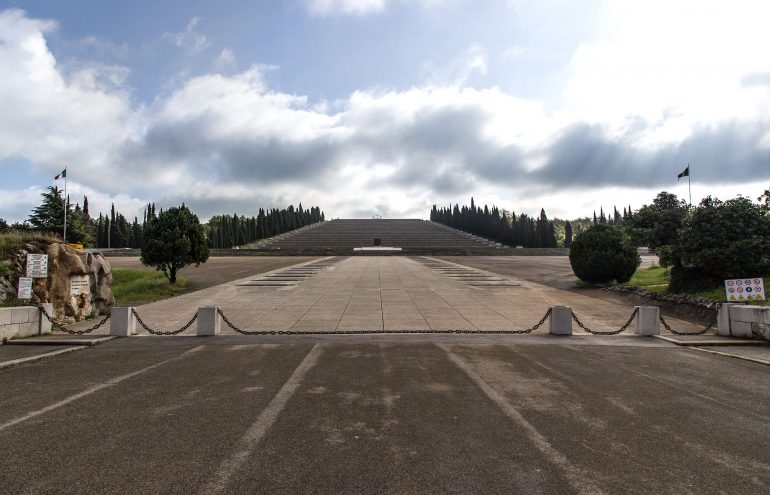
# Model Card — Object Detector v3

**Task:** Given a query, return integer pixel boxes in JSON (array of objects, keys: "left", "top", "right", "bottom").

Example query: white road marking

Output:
[
  {"left": 0, "top": 346, "right": 85, "bottom": 370},
  {"left": 200, "top": 343, "right": 323, "bottom": 494},
  {"left": 437, "top": 343, "right": 606, "bottom": 495},
  {"left": 0, "top": 345, "right": 205, "bottom": 433}
]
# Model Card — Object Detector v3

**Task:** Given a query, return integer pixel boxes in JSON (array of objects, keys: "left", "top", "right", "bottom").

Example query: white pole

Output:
[
  {"left": 688, "top": 164, "right": 692, "bottom": 207},
  {"left": 63, "top": 172, "right": 67, "bottom": 242}
]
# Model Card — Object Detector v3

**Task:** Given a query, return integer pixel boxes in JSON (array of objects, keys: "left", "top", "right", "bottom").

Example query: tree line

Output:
[
  {"left": 429, "top": 198, "right": 641, "bottom": 249},
  {"left": 430, "top": 198, "right": 559, "bottom": 248},
  {"left": 207, "top": 205, "right": 324, "bottom": 248},
  {"left": 0, "top": 186, "right": 324, "bottom": 249}
]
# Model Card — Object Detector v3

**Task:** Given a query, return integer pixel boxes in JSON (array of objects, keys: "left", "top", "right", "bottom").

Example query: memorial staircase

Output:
[{"left": 244, "top": 219, "right": 514, "bottom": 255}]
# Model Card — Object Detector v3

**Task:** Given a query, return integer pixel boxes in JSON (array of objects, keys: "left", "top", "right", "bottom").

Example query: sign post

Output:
[
  {"left": 17, "top": 277, "right": 33, "bottom": 300},
  {"left": 26, "top": 254, "right": 48, "bottom": 278},
  {"left": 724, "top": 278, "right": 766, "bottom": 302}
]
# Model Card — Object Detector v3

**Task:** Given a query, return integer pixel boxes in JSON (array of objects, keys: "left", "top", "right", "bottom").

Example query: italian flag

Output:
[
  {"left": 677, "top": 165, "right": 689, "bottom": 181},
  {"left": 54, "top": 168, "right": 67, "bottom": 180}
]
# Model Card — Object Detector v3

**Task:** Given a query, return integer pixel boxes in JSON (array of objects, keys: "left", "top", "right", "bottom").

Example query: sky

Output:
[{"left": 1, "top": 0, "right": 769, "bottom": 224}]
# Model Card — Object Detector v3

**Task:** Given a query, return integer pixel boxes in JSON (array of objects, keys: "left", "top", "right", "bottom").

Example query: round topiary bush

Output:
[{"left": 569, "top": 224, "right": 640, "bottom": 284}]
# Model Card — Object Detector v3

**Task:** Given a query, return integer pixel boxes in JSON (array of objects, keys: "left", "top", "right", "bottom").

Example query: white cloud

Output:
[
  {"left": 563, "top": 0, "right": 770, "bottom": 141},
  {"left": 424, "top": 43, "right": 488, "bottom": 86},
  {"left": 301, "top": 0, "right": 449, "bottom": 16},
  {"left": 0, "top": 9, "right": 140, "bottom": 189},
  {"left": 163, "top": 17, "right": 209, "bottom": 53},
  {"left": 304, "top": 0, "right": 386, "bottom": 16},
  {"left": 2, "top": 7, "right": 770, "bottom": 225},
  {"left": 214, "top": 48, "right": 236, "bottom": 69}
]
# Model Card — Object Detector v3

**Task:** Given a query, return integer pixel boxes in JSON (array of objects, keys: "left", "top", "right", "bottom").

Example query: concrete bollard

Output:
[
  {"left": 39, "top": 303, "right": 53, "bottom": 335},
  {"left": 635, "top": 306, "right": 660, "bottom": 336},
  {"left": 717, "top": 303, "right": 739, "bottom": 337},
  {"left": 197, "top": 307, "right": 220, "bottom": 336},
  {"left": 549, "top": 306, "right": 572, "bottom": 335},
  {"left": 110, "top": 307, "right": 136, "bottom": 336}
]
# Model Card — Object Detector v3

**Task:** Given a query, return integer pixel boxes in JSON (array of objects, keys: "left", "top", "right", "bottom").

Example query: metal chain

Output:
[
  {"left": 36, "top": 305, "right": 111, "bottom": 335},
  {"left": 571, "top": 308, "right": 638, "bottom": 335},
  {"left": 659, "top": 313, "right": 708, "bottom": 336},
  {"left": 131, "top": 309, "right": 198, "bottom": 335},
  {"left": 217, "top": 307, "right": 552, "bottom": 336}
]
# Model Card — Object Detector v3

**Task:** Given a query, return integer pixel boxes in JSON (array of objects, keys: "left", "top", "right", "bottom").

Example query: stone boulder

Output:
[{"left": 1, "top": 242, "right": 114, "bottom": 322}]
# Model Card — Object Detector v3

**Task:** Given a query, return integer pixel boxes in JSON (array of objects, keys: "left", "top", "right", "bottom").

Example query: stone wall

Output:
[
  {"left": 720, "top": 304, "right": 770, "bottom": 339},
  {"left": 0, "top": 304, "right": 52, "bottom": 343}
]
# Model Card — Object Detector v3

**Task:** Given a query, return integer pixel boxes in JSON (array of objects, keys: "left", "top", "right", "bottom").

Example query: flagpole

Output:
[
  {"left": 688, "top": 163, "right": 692, "bottom": 208},
  {"left": 63, "top": 172, "right": 67, "bottom": 242}
]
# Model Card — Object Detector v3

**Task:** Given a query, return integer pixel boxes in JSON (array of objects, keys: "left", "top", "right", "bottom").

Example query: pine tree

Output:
[{"left": 564, "top": 221, "right": 573, "bottom": 248}]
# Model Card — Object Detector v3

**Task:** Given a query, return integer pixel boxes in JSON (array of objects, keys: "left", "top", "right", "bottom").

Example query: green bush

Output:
[
  {"left": 670, "top": 196, "right": 770, "bottom": 292},
  {"left": 569, "top": 224, "right": 640, "bottom": 284}
]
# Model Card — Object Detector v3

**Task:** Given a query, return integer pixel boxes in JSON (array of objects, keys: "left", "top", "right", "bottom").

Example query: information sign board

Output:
[
  {"left": 725, "top": 278, "right": 766, "bottom": 302},
  {"left": 70, "top": 275, "right": 90, "bottom": 296},
  {"left": 18, "top": 277, "right": 33, "bottom": 299},
  {"left": 26, "top": 254, "right": 48, "bottom": 278}
]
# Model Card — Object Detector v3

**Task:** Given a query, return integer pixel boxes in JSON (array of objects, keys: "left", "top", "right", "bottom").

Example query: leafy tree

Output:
[
  {"left": 0, "top": 218, "right": 8, "bottom": 232},
  {"left": 670, "top": 196, "right": 770, "bottom": 292},
  {"left": 759, "top": 187, "right": 770, "bottom": 210},
  {"left": 627, "top": 191, "right": 688, "bottom": 265},
  {"left": 27, "top": 186, "right": 88, "bottom": 243},
  {"left": 569, "top": 224, "right": 640, "bottom": 284},
  {"left": 141, "top": 205, "right": 209, "bottom": 284}
]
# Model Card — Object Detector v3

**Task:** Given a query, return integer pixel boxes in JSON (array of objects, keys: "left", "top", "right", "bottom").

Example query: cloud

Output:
[
  {"left": 303, "top": 0, "right": 387, "bottom": 16},
  {"left": 163, "top": 17, "right": 209, "bottom": 53},
  {"left": 0, "top": 9, "right": 139, "bottom": 187},
  {"left": 300, "top": 0, "right": 449, "bottom": 16},
  {"left": 2, "top": 8, "right": 770, "bottom": 224},
  {"left": 535, "top": 121, "right": 770, "bottom": 188},
  {"left": 423, "top": 44, "right": 488, "bottom": 86},
  {"left": 214, "top": 48, "right": 236, "bottom": 69}
]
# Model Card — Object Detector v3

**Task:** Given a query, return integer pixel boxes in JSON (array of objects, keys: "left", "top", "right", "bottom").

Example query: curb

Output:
[
  {"left": 687, "top": 346, "right": 770, "bottom": 367},
  {"left": 7, "top": 336, "right": 117, "bottom": 347},
  {"left": 0, "top": 346, "right": 85, "bottom": 370}
]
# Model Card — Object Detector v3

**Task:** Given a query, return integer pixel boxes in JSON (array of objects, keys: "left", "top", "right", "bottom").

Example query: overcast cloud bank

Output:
[{"left": 1, "top": 5, "right": 769, "bottom": 224}]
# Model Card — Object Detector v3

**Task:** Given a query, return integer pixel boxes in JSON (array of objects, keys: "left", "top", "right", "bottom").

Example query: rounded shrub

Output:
[{"left": 569, "top": 224, "right": 640, "bottom": 284}]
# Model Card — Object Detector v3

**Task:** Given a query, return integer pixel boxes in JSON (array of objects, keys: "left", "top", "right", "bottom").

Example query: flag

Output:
[
  {"left": 677, "top": 165, "right": 689, "bottom": 181},
  {"left": 54, "top": 168, "right": 67, "bottom": 180}
]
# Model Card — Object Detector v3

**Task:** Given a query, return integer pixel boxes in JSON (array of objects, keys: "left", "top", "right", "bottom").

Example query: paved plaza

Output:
[
  {"left": 3, "top": 256, "right": 770, "bottom": 494},
  {"left": 99, "top": 256, "right": 703, "bottom": 335}
]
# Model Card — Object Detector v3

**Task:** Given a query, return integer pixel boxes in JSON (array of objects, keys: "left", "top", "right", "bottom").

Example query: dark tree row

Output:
[
  {"left": 9, "top": 186, "right": 324, "bottom": 251},
  {"left": 207, "top": 205, "right": 324, "bottom": 248},
  {"left": 93, "top": 202, "right": 156, "bottom": 249},
  {"left": 430, "top": 198, "right": 557, "bottom": 248}
]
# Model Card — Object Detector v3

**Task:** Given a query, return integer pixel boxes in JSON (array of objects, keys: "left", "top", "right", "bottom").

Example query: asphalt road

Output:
[{"left": 3, "top": 336, "right": 770, "bottom": 494}]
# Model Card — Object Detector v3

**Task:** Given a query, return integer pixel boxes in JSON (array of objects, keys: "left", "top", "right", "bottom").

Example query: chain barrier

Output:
[
  {"left": 659, "top": 312, "right": 713, "bottom": 336},
  {"left": 36, "top": 305, "right": 111, "bottom": 335},
  {"left": 217, "top": 307, "right": 552, "bottom": 336},
  {"left": 571, "top": 308, "right": 638, "bottom": 335},
  {"left": 131, "top": 309, "right": 198, "bottom": 336}
]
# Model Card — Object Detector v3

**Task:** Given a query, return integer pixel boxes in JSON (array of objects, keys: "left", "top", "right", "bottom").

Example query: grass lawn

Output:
[
  {"left": 623, "top": 266, "right": 770, "bottom": 305},
  {"left": 111, "top": 268, "right": 189, "bottom": 305}
]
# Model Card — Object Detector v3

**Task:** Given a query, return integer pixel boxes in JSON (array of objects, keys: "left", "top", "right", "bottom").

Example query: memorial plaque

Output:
[
  {"left": 70, "top": 275, "right": 90, "bottom": 296},
  {"left": 18, "top": 277, "right": 33, "bottom": 299},
  {"left": 26, "top": 254, "right": 48, "bottom": 278}
]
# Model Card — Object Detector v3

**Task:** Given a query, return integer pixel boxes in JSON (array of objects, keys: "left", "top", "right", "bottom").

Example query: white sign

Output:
[
  {"left": 26, "top": 254, "right": 48, "bottom": 278},
  {"left": 18, "top": 277, "right": 33, "bottom": 299},
  {"left": 725, "top": 278, "right": 766, "bottom": 302},
  {"left": 70, "top": 275, "right": 90, "bottom": 296}
]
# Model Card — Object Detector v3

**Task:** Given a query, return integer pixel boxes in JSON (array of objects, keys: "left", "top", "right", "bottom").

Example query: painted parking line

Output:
[
  {"left": 200, "top": 343, "right": 323, "bottom": 494},
  {"left": 0, "top": 345, "right": 205, "bottom": 433},
  {"left": 437, "top": 343, "right": 606, "bottom": 495}
]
